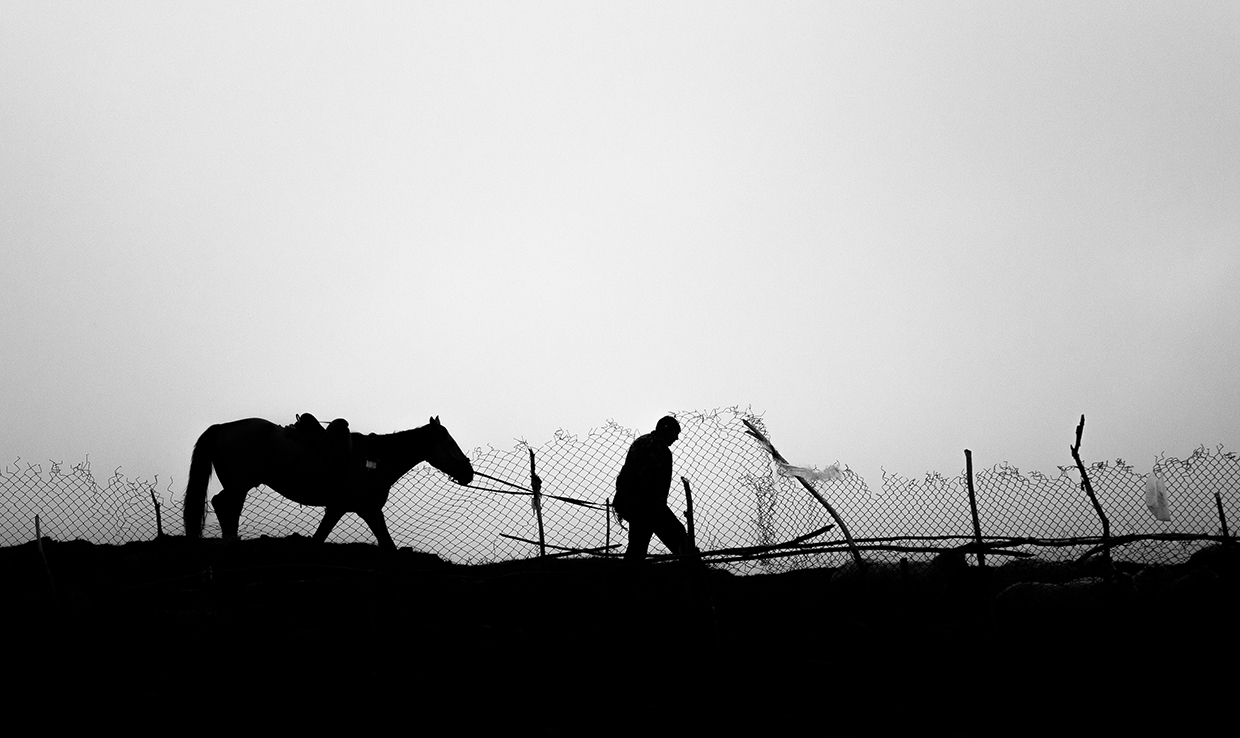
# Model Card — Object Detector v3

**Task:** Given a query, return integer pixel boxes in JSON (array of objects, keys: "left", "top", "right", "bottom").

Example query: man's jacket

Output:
[{"left": 613, "top": 432, "right": 672, "bottom": 522}]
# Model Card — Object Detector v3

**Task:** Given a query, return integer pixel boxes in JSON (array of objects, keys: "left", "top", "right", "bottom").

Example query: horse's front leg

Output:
[
  {"left": 356, "top": 507, "right": 397, "bottom": 552},
  {"left": 313, "top": 506, "right": 346, "bottom": 544}
]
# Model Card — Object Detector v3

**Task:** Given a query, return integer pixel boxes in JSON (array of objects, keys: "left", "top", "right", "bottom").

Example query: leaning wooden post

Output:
[
  {"left": 150, "top": 487, "right": 164, "bottom": 539},
  {"left": 1070, "top": 415, "right": 1112, "bottom": 568},
  {"left": 681, "top": 476, "right": 697, "bottom": 554},
  {"left": 964, "top": 450, "right": 986, "bottom": 568},
  {"left": 1214, "top": 491, "right": 1231, "bottom": 542},
  {"left": 530, "top": 448, "right": 545, "bottom": 558},
  {"left": 742, "top": 420, "right": 863, "bottom": 567},
  {"left": 35, "top": 515, "right": 56, "bottom": 593}
]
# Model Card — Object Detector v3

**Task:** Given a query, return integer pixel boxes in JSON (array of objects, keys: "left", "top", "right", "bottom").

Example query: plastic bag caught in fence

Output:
[
  {"left": 1144, "top": 471, "right": 1170, "bottom": 522},
  {"left": 777, "top": 461, "right": 844, "bottom": 484}
]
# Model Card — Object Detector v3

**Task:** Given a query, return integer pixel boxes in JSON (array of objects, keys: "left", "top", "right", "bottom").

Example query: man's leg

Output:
[
  {"left": 624, "top": 518, "right": 655, "bottom": 566},
  {"left": 651, "top": 505, "right": 691, "bottom": 557}
]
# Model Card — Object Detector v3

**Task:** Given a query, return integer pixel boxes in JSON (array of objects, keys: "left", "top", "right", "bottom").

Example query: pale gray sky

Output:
[{"left": 3, "top": 2, "right": 1237, "bottom": 495}]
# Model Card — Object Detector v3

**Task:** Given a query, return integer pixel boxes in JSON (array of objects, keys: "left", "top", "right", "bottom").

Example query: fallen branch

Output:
[{"left": 499, "top": 533, "right": 621, "bottom": 556}]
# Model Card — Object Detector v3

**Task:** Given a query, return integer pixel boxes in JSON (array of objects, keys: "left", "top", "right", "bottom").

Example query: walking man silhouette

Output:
[{"left": 613, "top": 415, "right": 693, "bottom": 565}]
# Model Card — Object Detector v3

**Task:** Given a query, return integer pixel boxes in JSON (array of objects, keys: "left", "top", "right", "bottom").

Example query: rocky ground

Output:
[{"left": 3, "top": 535, "right": 1236, "bottom": 733}]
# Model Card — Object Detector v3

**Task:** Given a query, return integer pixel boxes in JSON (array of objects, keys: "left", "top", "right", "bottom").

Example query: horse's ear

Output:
[{"left": 431, "top": 416, "right": 440, "bottom": 426}]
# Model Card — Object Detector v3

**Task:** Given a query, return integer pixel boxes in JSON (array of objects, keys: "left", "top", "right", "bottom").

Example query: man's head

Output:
[{"left": 654, "top": 415, "right": 681, "bottom": 445}]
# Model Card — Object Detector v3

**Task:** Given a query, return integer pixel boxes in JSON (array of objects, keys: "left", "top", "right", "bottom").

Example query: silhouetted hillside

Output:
[{"left": 4, "top": 536, "right": 1235, "bottom": 732}]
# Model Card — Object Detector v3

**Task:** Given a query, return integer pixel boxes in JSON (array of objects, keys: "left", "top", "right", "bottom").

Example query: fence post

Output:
[
  {"left": 965, "top": 450, "right": 985, "bottom": 568},
  {"left": 150, "top": 488, "right": 164, "bottom": 539},
  {"left": 530, "top": 448, "right": 545, "bottom": 558},
  {"left": 1070, "top": 415, "right": 1112, "bottom": 568},
  {"left": 605, "top": 496, "right": 612, "bottom": 555},
  {"left": 35, "top": 515, "right": 56, "bottom": 593},
  {"left": 1214, "top": 491, "right": 1231, "bottom": 541},
  {"left": 681, "top": 476, "right": 696, "bottom": 553}
]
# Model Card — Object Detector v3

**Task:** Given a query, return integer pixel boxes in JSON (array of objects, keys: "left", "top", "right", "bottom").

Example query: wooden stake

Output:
[
  {"left": 35, "top": 515, "right": 56, "bottom": 593},
  {"left": 1070, "top": 415, "right": 1112, "bottom": 568},
  {"left": 965, "top": 450, "right": 986, "bottom": 568},
  {"left": 1215, "top": 491, "right": 1231, "bottom": 541},
  {"left": 681, "top": 476, "right": 696, "bottom": 553},
  {"left": 150, "top": 488, "right": 164, "bottom": 539},
  {"left": 530, "top": 448, "right": 545, "bottom": 558}
]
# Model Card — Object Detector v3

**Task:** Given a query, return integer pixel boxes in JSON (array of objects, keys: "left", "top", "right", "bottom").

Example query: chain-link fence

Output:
[
  {"left": 2, "top": 458, "right": 177, "bottom": 546},
  {"left": 4, "top": 408, "right": 1237, "bottom": 572}
]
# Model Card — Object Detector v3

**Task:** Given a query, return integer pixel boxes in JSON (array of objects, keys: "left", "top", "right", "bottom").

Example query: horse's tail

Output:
[{"left": 183, "top": 425, "right": 218, "bottom": 538}]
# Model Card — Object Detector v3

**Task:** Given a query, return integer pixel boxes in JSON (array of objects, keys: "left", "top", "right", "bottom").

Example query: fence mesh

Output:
[{"left": 4, "top": 408, "right": 1237, "bottom": 572}]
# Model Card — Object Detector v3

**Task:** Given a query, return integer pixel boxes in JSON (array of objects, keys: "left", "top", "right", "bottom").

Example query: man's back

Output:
[{"left": 615, "top": 432, "right": 673, "bottom": 518}]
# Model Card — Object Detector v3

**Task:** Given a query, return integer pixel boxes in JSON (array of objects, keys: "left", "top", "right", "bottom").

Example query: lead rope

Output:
[{"left": 466, "top": 470, "right": 533, "bottom": 494}]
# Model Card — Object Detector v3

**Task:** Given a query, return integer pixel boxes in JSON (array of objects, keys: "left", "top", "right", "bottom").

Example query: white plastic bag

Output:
[
  {"left": 1144, "top": 471, "right": 1170, "bottom": 522},
  {"left": 777, "top": 461, "right": 844, "bottom": 483}
]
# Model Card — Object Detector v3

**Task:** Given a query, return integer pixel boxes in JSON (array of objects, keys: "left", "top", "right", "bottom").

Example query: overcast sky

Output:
[{"left": 3, "top": 2, "right": 1237, "bottom": 497}]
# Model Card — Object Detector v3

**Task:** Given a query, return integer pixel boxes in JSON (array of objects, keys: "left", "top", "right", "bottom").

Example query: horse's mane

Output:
[{"left": 354, "top": 425, "right": 429, "bottom": 462}]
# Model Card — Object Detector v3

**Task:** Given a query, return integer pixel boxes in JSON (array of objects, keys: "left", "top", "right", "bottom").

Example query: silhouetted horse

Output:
[{"left": 183, "top": 416, "right": 473, "bottom": 550}]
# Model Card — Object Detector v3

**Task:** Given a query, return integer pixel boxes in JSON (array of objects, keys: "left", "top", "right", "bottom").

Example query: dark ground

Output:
[{"left": 4, "top": 535, "right": 1237, "bottom": 733}]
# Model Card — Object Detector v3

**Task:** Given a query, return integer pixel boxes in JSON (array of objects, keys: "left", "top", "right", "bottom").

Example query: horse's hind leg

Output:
[
  {"left": 356, "top": 507, "right": 397, "bottom": 552},
  {"left": 313, "top": 506, "right": 346, "bottom": 544},
  {"left": 211, "top": 487, "right": 249, "bottom": 540}
]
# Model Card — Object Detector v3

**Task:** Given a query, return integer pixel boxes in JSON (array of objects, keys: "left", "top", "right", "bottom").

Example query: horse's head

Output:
[{"left": 425, "top": 416, "right": 474, "bottom": 486}]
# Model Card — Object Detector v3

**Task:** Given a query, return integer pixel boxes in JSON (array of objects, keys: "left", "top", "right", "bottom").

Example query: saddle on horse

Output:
[{"left": 289, "top": 412, "right": 354, "bottom": 471}]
